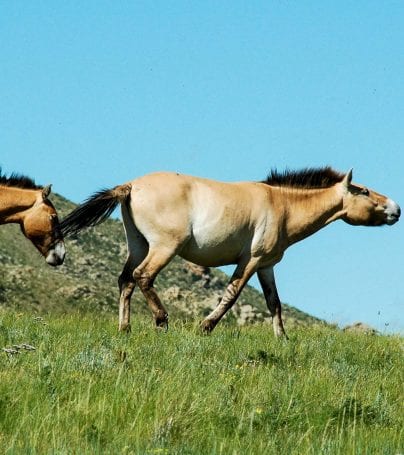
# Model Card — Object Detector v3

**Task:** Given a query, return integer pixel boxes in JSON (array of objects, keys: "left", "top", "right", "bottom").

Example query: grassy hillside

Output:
[
  {"left": 0, "top": 310, "right": 402, "bottom": 454},
  {"left": 0, "top": 193, "right": 322, "bottom": 329}
]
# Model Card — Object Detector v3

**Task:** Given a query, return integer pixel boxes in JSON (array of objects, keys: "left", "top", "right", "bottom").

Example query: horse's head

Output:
[
  {"left": 20, "top": 185, "right": 66, "bottom": 266},
  {"left": 341, "top": 170, "right": 401, "bottom": 226}
]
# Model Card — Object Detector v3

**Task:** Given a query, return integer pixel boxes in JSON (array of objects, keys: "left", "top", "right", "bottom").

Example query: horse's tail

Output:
[{"left": 60, "top": 184, "right": 132, "bottom": 237}]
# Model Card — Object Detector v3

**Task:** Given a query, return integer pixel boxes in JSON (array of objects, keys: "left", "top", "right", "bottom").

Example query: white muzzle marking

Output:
[
  {"left": 384, "top": 199, "right": 401, "bottom": 225},
  {"left": 46, "top": 241, "right": 66, "bottom": 266}
]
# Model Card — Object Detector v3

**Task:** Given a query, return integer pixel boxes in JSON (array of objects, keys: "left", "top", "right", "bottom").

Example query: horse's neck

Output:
[
  {"left": 0, "top": 186, "right": 38, "bottom": 224},
  {"left": 275, "top": 185, "right": 345, "bottom": 245}
]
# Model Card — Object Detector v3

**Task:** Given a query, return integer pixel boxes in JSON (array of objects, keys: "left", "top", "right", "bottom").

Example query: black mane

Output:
[
  {"left": 0, "top": 167, "right": 42, "bottom": 190},
  {"left": 263, "top": 166, "right": 345, "bottom": 189}
]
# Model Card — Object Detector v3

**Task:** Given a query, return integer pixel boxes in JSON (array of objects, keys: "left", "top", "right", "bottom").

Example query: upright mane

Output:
[
  {"left": 263, "top": 166, "right": 345, "bottom": 189},
  {"left": 0, "top": 167, "right": 42, "bottom": 190}
]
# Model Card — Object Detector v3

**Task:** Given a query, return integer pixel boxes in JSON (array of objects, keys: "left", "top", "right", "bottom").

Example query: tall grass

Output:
[{"left": 0, "top": 309, "right": 402, "bottom": 454}]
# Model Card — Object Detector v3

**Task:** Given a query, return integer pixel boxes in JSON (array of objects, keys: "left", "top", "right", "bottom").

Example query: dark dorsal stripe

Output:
[
  {"left": 263, "top": 167, "right": 345, "bottom": 189},
  {"left": 0, "top": 168, "right": 42, "bottom": 190}
]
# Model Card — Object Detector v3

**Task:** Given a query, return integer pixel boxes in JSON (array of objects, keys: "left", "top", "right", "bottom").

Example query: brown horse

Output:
[
  {"left": 0, "top": 170, "right": 65, "bottom": 266},
  {"left": 60, "top": 167, "right": 400, "bottom": 336}
]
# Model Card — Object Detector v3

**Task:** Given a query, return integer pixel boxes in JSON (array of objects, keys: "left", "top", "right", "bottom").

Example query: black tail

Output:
[{"left": 60, "top": 184, "right": 131, "bottom": 237}]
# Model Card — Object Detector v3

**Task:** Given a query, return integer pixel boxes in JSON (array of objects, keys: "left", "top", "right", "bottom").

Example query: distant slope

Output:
[{"left": 0, "top": 193, "right": 324, "bottom": 328}]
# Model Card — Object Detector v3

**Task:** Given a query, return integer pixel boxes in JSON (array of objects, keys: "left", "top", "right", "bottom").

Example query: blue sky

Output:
[{"left": 1, "top": 1, "right": 403, "bottom": 332}]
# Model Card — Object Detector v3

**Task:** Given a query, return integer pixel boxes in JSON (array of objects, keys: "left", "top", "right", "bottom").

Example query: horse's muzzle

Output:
[
  {"left": 46, "top": 241, "right": 66, "bottom": 266},
  {"left": 384, "top": 200, "right": 400, "bottom": 225}
]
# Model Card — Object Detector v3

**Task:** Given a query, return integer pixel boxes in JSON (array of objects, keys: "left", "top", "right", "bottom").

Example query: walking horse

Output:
[
  {"left": 0, "top": 169, "right": 65, "bottom": 266},
  {"left": 60, "top": 167, "right": 400, "bottom": 337}
]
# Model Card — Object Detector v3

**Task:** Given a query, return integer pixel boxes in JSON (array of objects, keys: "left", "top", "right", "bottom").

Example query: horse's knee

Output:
[{"left": 134, "top": 269, "right": 154, "bottom": 291}]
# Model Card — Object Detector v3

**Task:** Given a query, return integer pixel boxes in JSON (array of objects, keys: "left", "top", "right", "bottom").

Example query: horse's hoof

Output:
[
  {"left": 155, "top": 315, "right": 169, "bottom": 332},
  {"left": 117, "top": 350, "right": 127, "bottom": 362},
  {"left": 156, "top": 322, "right": 168, "bottom": 332},
  {"left": 200, "top": 319, "right": 215, "bottom": 334},
  {"left": 119, "top": 323, "right": 131, "bottom": 333}
]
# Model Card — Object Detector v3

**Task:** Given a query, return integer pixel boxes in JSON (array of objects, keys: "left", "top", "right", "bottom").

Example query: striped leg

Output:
[{"left": 201, "top": 260, "right": 258, "bottom": 332}]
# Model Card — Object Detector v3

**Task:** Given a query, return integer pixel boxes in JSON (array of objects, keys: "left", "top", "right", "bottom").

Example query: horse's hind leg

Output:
[
  {"left": 134, "top": 245, "right": 177, "bottom": 329},
  {"left": 118, "top": 234, "right": 149, "bottom": 332},
  {"left": 118, "top": 258, "right": 137, "bottom": 332},
  {"left": 257, "top": 267, "right": 287, "bottom": 338}
]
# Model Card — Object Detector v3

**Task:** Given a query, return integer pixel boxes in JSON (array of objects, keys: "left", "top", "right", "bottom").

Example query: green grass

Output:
[{"left": 0, "top": 310, "right": 402, "bottom": 454}]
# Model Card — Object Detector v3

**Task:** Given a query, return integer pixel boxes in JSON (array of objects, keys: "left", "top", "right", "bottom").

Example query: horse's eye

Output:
[{"left": 361, "top": 188, "right": 370, "bottom": 196}]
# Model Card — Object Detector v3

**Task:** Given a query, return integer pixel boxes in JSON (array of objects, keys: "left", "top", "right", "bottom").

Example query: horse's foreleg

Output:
[
  {"left": 134, "top": 246, "right": 177, "bottom": 330},
  {"left": 201, "top": 261, "right": 257, "bottom": 333},
  {"left": 118, "top": 261, "right": 137, "bottom": 332},
  {"left": 257, "top": 267, "right": 287, "bottom": 338}
]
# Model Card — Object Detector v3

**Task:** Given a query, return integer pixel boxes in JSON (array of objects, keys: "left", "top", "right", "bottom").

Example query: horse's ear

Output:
[
  {"left": 42, "top": 184, "right": 52, "bottom": 200},
  {"left": 342, "top": 168, "right": 353, "bottom": 188}
]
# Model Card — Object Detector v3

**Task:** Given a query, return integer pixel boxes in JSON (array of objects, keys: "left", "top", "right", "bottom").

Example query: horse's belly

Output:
[{"left": 179, "top": 234, "right": 245, "bottom": 267}]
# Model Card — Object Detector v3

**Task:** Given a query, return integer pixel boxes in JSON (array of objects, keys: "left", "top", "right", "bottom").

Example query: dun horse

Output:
[
  {"left": 60, "top": 167, "right": 400, "bottom": 336},
  {"left": 0, "top": 169, "right": 65, "bottom": 266}
]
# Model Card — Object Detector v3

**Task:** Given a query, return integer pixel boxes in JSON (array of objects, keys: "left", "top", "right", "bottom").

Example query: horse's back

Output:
[{"left": 128, "top": 172, "right": 267, "bottom": 223}]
